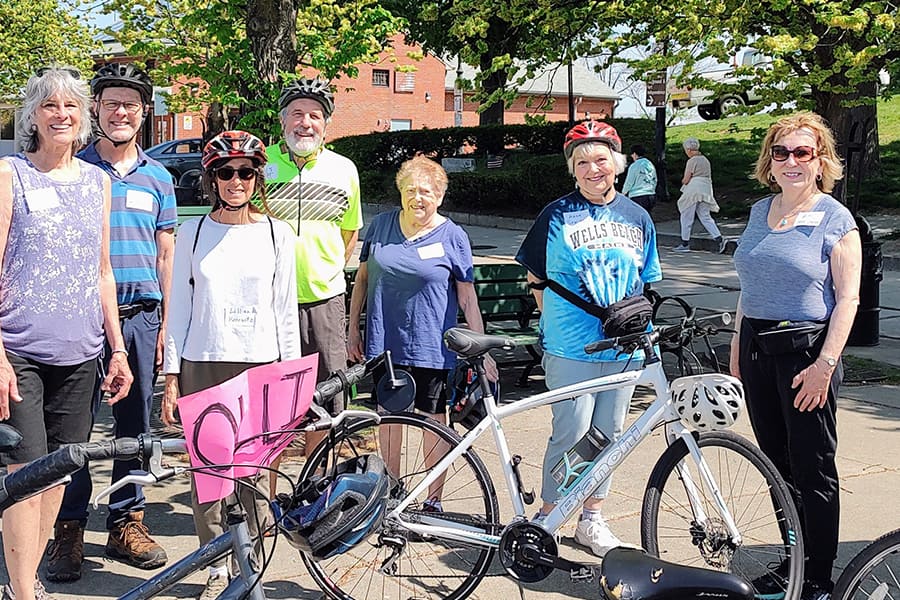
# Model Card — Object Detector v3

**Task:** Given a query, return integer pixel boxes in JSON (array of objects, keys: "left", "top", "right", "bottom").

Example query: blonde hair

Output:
[
  {"left": 395, "top": 155, "right": 449, "bottom": 197},
  {"left": 753, "top": 111, "right": 843, "bottom": 193},
  {"left": 566, "top": 142, "right": 627, "bottom": 176}
]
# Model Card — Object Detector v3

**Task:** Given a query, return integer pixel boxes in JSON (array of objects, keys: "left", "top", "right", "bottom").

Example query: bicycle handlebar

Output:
[
  {"left": 584, "top": 311, "right": 733, "bottom": 355},
  {"left": 0, "top": 353, "right": 388, "bottom": 512}
]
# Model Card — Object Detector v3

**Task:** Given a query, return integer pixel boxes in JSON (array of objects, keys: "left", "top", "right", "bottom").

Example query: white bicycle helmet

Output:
[{"left": 670, "top": 374, "right": 744, "bottom": 431}]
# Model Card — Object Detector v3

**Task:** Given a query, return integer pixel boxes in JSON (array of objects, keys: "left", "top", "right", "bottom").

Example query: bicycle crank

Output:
[{"left": 499, "top": 522, "right": 596, "bottom": 583}]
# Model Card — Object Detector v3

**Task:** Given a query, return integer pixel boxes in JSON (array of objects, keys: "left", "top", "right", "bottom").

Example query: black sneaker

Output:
[{"left": 800, "top": 580, "right": 832, "bottom": 600}]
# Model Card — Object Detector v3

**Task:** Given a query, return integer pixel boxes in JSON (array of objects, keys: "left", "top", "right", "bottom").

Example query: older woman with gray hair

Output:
[
  {"left": 674, "top": 137, "right": 725, "bottom": 253},
  {"left": 0, "top": 66, "right": 132, "bottom": 600}
]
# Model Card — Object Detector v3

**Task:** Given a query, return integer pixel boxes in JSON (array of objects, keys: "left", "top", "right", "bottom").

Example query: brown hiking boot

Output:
[
  {"left": 105, "top": 511, "right": 168, "bottom": 569},
  {"left": 46, "top": 520, "right": 84, "bottom": 582}
]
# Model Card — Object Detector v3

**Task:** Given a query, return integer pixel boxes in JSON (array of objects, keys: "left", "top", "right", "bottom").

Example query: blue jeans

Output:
[
  {"left": 540, "top": 354, "right": 641, "bottom": 504},
  {"left": 58, "top": 306, "right": 160, "bottom": 529}
]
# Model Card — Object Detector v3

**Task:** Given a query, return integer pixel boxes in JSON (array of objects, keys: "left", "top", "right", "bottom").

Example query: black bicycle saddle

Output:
[
  {"left": 443, "top": 327, "right": 516, "bottom": 359},
  {"left": 599, "top": 547, "right": 754, "bottom": 600}
]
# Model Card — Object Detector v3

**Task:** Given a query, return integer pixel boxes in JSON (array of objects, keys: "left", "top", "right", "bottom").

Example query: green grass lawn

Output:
[{"left": 665, "top": 96, "right": 900, "bottom": 215}]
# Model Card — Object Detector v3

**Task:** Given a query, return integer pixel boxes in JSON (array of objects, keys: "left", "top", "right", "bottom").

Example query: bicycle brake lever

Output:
[{"left": 92, "top": 468, "right": 184, "bottom": 509}]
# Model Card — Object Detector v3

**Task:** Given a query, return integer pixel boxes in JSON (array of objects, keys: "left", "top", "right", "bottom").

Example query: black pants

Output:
[
  {"left": 630, "top": 194, "right": 656, "bottom": 214},
  {"left": 738, "top": 320, "right": 841, "bottom": 585}
]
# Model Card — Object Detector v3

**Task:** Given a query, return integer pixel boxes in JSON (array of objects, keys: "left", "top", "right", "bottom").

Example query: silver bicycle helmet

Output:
[
  {"left": 670, "top": 374, "right": 744, "bottom": 431},
  {"left": 278, "top": 77, "right": 335, "bottom": 117}
]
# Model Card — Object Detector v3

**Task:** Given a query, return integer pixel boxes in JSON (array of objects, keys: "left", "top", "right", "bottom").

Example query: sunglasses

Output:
[
  {"left": 36, "top": 67, "right": 81, "bottom": 80},
  {"left": 214, "top": 167, "right": 257, "bottom": 181},
  {"left": 771, "top": 145, "right": 818, "bottom": 163}
]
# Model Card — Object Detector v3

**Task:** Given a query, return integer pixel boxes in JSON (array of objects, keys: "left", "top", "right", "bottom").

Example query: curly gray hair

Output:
[
  {"left": 682, "top": 137, "right": 701, "bottom": 152},
  {"left": 17, "top": 67, "right": 92, "bottom": 153}
]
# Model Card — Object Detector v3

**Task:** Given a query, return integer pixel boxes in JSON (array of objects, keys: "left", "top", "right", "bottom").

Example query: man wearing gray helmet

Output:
[{"left": 264, "top": 77, "right": 362, "bottom": 467}]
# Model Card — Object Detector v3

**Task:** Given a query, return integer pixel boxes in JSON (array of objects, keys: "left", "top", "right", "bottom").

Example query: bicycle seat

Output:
[
  {"left": 443, "top": 328, "right": 516, "bottom": 359},
  {"left": 599, "top": 547, "right": 753, "bottom": 600}
]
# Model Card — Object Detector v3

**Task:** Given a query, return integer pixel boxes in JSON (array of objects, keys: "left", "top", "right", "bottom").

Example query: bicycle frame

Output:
[
  {"left": 118, "top": 493, "right": 265, "bottom": 600},
  {"left": 387, "top": 359, "right": 742, "bottom": 549}
]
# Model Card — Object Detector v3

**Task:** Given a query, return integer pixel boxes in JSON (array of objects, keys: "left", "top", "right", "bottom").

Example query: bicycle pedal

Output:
[{"left": 570, "top": 566, "right": 596, "bottom": 582}]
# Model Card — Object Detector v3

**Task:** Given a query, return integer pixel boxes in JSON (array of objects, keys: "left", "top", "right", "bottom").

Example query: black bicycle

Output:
[{"left": 652, "top": 295, "right": 736, "bottom": 380}]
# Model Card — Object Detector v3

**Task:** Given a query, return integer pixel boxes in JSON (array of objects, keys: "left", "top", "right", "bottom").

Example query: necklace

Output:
[{"left": 775, "top": 195, "right": 817, "bottom": 228}]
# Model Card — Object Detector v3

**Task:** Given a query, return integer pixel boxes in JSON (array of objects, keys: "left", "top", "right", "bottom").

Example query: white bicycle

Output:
[{"left": 301, "top": 314, "right": 805, "bottom": 600}]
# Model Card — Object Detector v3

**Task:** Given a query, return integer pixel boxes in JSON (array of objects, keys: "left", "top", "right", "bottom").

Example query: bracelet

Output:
[{"left": 111, "top": 348, "right": 129, "bottom": 357}]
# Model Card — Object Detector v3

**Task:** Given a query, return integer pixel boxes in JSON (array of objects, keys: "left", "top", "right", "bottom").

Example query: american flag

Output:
[{"left": 486, "top": 154, "right": 505, "bottom": 169}]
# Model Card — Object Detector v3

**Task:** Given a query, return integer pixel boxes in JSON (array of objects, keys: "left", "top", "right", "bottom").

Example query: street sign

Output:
[{"left": 645, "top": 71, "right": 667, "bottom": 108}]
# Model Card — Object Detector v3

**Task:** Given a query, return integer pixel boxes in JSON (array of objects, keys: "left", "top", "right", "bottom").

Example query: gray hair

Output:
[
  {"left": 17, "top": 67, "right": 92, "bottom": 153},
  {"left": 566, "top": 141, "right": 628, "bottom": 176},
  {"left": 682, "top": 137, "right": 701, "bottom": 151}
]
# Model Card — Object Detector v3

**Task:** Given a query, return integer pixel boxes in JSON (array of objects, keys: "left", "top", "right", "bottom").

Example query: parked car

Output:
[{"left": 145, "top": 137, "right": 205, "bottom": 205}]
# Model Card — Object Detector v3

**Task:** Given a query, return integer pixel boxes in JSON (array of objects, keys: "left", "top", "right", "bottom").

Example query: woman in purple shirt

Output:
[{"left": 0, "top": 67, "right": 132, "bottom": 600}]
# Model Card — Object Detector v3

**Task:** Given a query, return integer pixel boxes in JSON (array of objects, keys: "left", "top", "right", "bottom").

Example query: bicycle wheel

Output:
[
  {"left": 641, "top": 430, "right": 804, "bottom": 600},
  {"left": 832, "top": 528, "right": 900, "bottom": 600},
  {"left": 660, "top": 347, "right": 704, "bottom": 381},
  {"left": 299, "top": 412, "right": 499, "bottom": 600}
]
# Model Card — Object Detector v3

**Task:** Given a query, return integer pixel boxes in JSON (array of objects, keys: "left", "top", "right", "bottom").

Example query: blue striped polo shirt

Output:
[{"left": 78, "top": 143, "right": 178, "bottom": 304}]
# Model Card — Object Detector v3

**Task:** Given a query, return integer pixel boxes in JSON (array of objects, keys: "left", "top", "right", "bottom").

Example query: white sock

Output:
[
  {"left": 209, "top": 565, "right": 228, "bottom": 579},
  {"left": 582, "top": 508, "right": 604, "bottom": 522}
]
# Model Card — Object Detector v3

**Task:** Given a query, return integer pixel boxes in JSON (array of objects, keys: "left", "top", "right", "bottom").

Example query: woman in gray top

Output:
[
  {"left": 730, "top": 112, "right": 861, "bottom": 600},
  {"left": 0, "top": 67, "right": 132, "bottom": 600}
]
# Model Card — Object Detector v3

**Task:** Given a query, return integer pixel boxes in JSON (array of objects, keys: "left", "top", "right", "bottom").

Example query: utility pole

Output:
[{"left": 567, "top": 59, "right": 575, "bottom": 126}]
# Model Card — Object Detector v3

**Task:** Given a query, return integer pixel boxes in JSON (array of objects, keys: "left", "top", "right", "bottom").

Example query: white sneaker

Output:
[
  {"left": 574, "top": 518, "right": 625, "bottom": 557},
  {"left": 672, "top": 243, "right": 691, "bottom": 253},
  {"left": 717, "top": 237, "right": 728, "bottom": 254},
  {"left": 198, "top": 574, "right": 228, "bottom": 600}
]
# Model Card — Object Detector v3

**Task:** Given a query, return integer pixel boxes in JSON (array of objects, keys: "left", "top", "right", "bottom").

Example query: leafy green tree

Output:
[
  {"left": 103, "top": 0, "right": 401, "bottom": 140},
  {"left": 386, "top": 0, "right": 618, "bottom": 125},
  {"left": 0, "top": 0, "right": 98, "bottom": 101},
  {"left": 612, "top": 0, "right": 898, "bottom": 180}
]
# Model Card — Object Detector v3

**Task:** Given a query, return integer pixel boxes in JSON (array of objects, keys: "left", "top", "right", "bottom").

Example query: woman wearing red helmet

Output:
[
  {"left": 161, "top": 131, "right": 301, "bottom": 599},
  {"left": 516, "top": 120, "right": 662, "bottom": 558}
]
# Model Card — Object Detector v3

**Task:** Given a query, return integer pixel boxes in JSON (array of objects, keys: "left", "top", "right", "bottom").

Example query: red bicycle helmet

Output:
[
  {"left": 201, "top": 131, "right": 267, "bottom": 170},
  {"left": 563, "top": 120, "right": 622, "bottom": 158}
]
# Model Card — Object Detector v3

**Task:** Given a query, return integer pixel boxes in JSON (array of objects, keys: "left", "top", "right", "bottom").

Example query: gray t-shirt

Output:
[{"left": 734, "top": 194, "right": 857, "bottom": 321}]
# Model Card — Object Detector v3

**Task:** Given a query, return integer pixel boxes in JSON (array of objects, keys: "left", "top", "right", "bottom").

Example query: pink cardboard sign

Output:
[{"left": 177, "top": 355, "right": 318, "bottom": 503}]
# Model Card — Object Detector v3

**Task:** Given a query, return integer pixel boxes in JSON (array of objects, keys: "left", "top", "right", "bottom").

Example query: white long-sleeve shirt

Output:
[{"left": 164, "top": 215, "right": 301, "bottom": 373}]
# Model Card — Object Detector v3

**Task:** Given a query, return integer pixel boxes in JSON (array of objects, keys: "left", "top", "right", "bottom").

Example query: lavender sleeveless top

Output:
[{"left": 0, "top": 155, "right": 105, "bottom": 365}]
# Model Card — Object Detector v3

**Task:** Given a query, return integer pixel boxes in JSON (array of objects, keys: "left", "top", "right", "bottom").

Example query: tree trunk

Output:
[
  {"left": 246, "top": 0, "right": 298, "bottom": 82},
  {"left": 478, "top": 60, "right": 507, "bottom": 126},
  {"left": 205, "top": 102, "right": 228, "bottom": 141},
  {"left": 814, "top": 80, "right": 880, "bottom": 211}
]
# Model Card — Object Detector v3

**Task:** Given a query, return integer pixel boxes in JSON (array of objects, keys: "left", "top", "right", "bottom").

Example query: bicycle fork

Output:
[{"left": 668, "top": 426, "right": 743, "bottom": 548}]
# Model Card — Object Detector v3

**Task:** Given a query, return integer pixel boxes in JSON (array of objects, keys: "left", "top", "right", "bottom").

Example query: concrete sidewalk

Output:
[{"left": 2, "top": 210, "right": 898, "bottom": 600}]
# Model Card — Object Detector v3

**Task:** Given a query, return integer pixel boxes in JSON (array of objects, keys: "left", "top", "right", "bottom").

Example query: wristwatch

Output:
[{"left": 818, "top": 354, "right": 838, "bottom": 368}]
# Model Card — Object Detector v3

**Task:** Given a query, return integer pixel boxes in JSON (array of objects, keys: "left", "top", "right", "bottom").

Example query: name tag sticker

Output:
[
  {"left": 263, "top": 164, "right": 278, "bottom": 180},
  {"left": 225, "top": 306, "right": 257, "bottom": 330},
  {"left": 126, "top": 189, "right": 155, "bottom": 212},
  {"left": 795, "top": 211, "right": 825, "bottom": 227},
  {"left": 24, "top": 188, "right": 60, "bottom": 212},
  {"left": 417, "top": 242, "right": 445, "bottom": 260},
  {"left": 564, "top": 210, "right": 590, "bottom": 226}
]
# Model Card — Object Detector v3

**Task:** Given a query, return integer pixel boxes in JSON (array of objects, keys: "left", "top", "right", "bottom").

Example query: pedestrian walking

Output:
[
  {"left": 674, "top": 138, "right": 726, "bottom": 253},
  {"left": 622, "top": 144, "right": 657, "bottom": 214}
]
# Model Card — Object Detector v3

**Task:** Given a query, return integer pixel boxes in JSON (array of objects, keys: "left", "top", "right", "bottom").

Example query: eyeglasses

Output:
[
  {"left": 98, "top": 99, "right": 144, "bottom": 114},
  {"left": 771, "top": 145, "right": 818, "bottom": 163},
  {"left": 36, "top": 67, "right": 81, "bottom": 80},
  {"left": 214, "top": 167, "right": 257, "bottom": 181}
]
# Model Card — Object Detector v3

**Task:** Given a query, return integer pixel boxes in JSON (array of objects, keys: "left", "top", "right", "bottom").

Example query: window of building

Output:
[
  {"left": 394, "top": 72, "right": 415, "bottom": 93},
  {"left": 390, "top": 119, "right": 412, "bottom": 131},
  {"left": 372, "top": 69, "right": 390, "bottom": 88}
]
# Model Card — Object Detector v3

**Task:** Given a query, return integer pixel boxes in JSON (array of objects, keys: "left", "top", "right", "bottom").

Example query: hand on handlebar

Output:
[
  {"left": 101, "top": 352, "right": 133, "bottom": 405},
  {"left": 0, "top": 354, "right": 22, "bottom": 421}
]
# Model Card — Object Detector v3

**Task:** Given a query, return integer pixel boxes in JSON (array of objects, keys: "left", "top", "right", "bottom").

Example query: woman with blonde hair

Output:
[
  {"left": 730, "top": 111, "right": 861, "bottom": 600},
  {"left": 674, "top": 137, "right": 726, "bottom": 253}
]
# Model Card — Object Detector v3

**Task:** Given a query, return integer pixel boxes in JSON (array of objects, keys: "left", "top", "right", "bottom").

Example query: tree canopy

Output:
[{"left": 0, "top": 0, "right": 98, "bottom": 101}]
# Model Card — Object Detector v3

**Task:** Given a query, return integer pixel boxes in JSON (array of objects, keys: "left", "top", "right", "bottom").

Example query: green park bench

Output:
[{"left": 344, "top": 262, "right": 542, "bottom": 387}]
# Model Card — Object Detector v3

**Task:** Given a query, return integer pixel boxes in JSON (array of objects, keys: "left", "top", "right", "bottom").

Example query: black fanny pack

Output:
[
  {"left": 749, "top": 319, "right": 827, "bottom": 355},
  {"left": 530, "top": 279, "right": 653, "bottom": 338}
]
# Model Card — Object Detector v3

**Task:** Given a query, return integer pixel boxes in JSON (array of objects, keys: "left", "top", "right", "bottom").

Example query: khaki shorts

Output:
[{"left": 299, "top": 294, "right": 348, "bottom": 415}]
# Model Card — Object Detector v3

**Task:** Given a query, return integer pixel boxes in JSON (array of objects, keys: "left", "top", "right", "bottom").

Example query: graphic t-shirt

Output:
[
  {"left": 516, "top": 191, "right": 662, "bottom": 362},
  {"left": 360, "top": 209, "right": 473, "bottom": 370},
  {"left": 78, "top": 143, "right": 177, "bottom": 304},
  {"left": 264, "top": 144, "right": 362, "bottom": 303}
]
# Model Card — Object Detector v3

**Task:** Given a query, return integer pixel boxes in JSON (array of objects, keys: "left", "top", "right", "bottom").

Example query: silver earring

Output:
[
  {"left": 816, "top": 173, "right": 822, "bottom": 181},
  {"left": 769, "top": 174, "right": 776, "bottom": 182}
]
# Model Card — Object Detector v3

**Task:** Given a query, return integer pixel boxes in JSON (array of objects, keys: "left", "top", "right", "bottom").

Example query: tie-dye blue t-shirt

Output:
[{"left": 516, "top": 190, "right": 662, "bottom": 362}]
